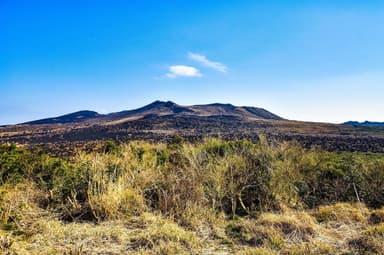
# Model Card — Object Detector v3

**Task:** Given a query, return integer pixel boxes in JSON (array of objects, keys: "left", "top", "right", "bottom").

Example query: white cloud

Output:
[
  {"left": 166, "top": 65, "right": 202, "bottom": 78},
  {"left": 188, "top": 52, "right": 227, "bottom": 73}
]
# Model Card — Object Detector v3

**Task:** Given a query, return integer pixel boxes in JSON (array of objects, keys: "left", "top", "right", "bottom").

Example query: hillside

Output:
[{"left": 25, "top": 110, "right": 103, "bottom": 125}]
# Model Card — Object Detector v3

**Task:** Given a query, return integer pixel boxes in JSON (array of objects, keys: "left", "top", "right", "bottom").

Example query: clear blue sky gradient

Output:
[{"left": 1, "top": 0, "right": 384, "bottom": 124}]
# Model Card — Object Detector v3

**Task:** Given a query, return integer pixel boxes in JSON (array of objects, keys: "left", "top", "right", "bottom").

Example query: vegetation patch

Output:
[{"left": 0, "top": 139, "right": 384, "bottom": 254}]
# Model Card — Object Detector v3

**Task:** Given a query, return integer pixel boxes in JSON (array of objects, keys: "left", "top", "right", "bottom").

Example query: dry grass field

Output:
[{"left": 1, "top": 138, "right": 384, "bottom": 254}]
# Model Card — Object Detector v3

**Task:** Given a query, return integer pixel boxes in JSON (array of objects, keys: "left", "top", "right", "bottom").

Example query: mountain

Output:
[
  {"left": 23, "top": 101, "right": 284, "bottom": 125},
  {"left": 343, "top": 121, "right": 384, "bottom": 127},
  {"left": 4, "top": 101, "right": 384, "bottom": 155},
  {"left": 25, "top": 110, "right": 103, "bottom": 125}
]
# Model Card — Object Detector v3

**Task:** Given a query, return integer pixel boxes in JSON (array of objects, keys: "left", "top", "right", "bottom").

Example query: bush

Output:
[{"left": 0, "top": 144, "right": 35, "bottom": 184}]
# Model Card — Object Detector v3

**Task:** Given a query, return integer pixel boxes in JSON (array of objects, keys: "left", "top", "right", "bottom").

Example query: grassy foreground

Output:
[{"left": 1, "top": 138, "right": 384, "bottom": 254}]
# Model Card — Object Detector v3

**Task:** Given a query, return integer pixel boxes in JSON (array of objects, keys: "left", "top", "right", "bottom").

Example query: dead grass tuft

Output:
[
  {"left": 312, "top": 203, "right": 368, "bottom": 224},
  {"left": 257, "top": 211, "right": 316, "bottom": 243}
]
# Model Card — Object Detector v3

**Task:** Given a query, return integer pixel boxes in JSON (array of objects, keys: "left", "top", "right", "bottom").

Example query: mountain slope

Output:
[
  {"left": 189, "top": 103, "right": 283, "bottom": 120},
  {"left": 24, "top": 110, "right": 103, "bottom": 125}
]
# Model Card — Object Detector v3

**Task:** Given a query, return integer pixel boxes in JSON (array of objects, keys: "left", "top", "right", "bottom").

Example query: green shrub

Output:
[
  {"left": 103, "top": 140, "right": 120, "bottom": 154},
  {"left": 0, "top": 144, "right": 33, "bottom": 184}
]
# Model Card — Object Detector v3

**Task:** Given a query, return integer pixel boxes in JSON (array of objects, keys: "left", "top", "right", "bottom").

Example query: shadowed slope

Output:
[{"left": 24, "top": 110, "right": 103, "bottom": 125}]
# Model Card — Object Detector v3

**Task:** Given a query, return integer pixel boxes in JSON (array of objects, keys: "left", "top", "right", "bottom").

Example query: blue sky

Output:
[{"left": 1, "top": 1, "right": 384, "bottom": 124}]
